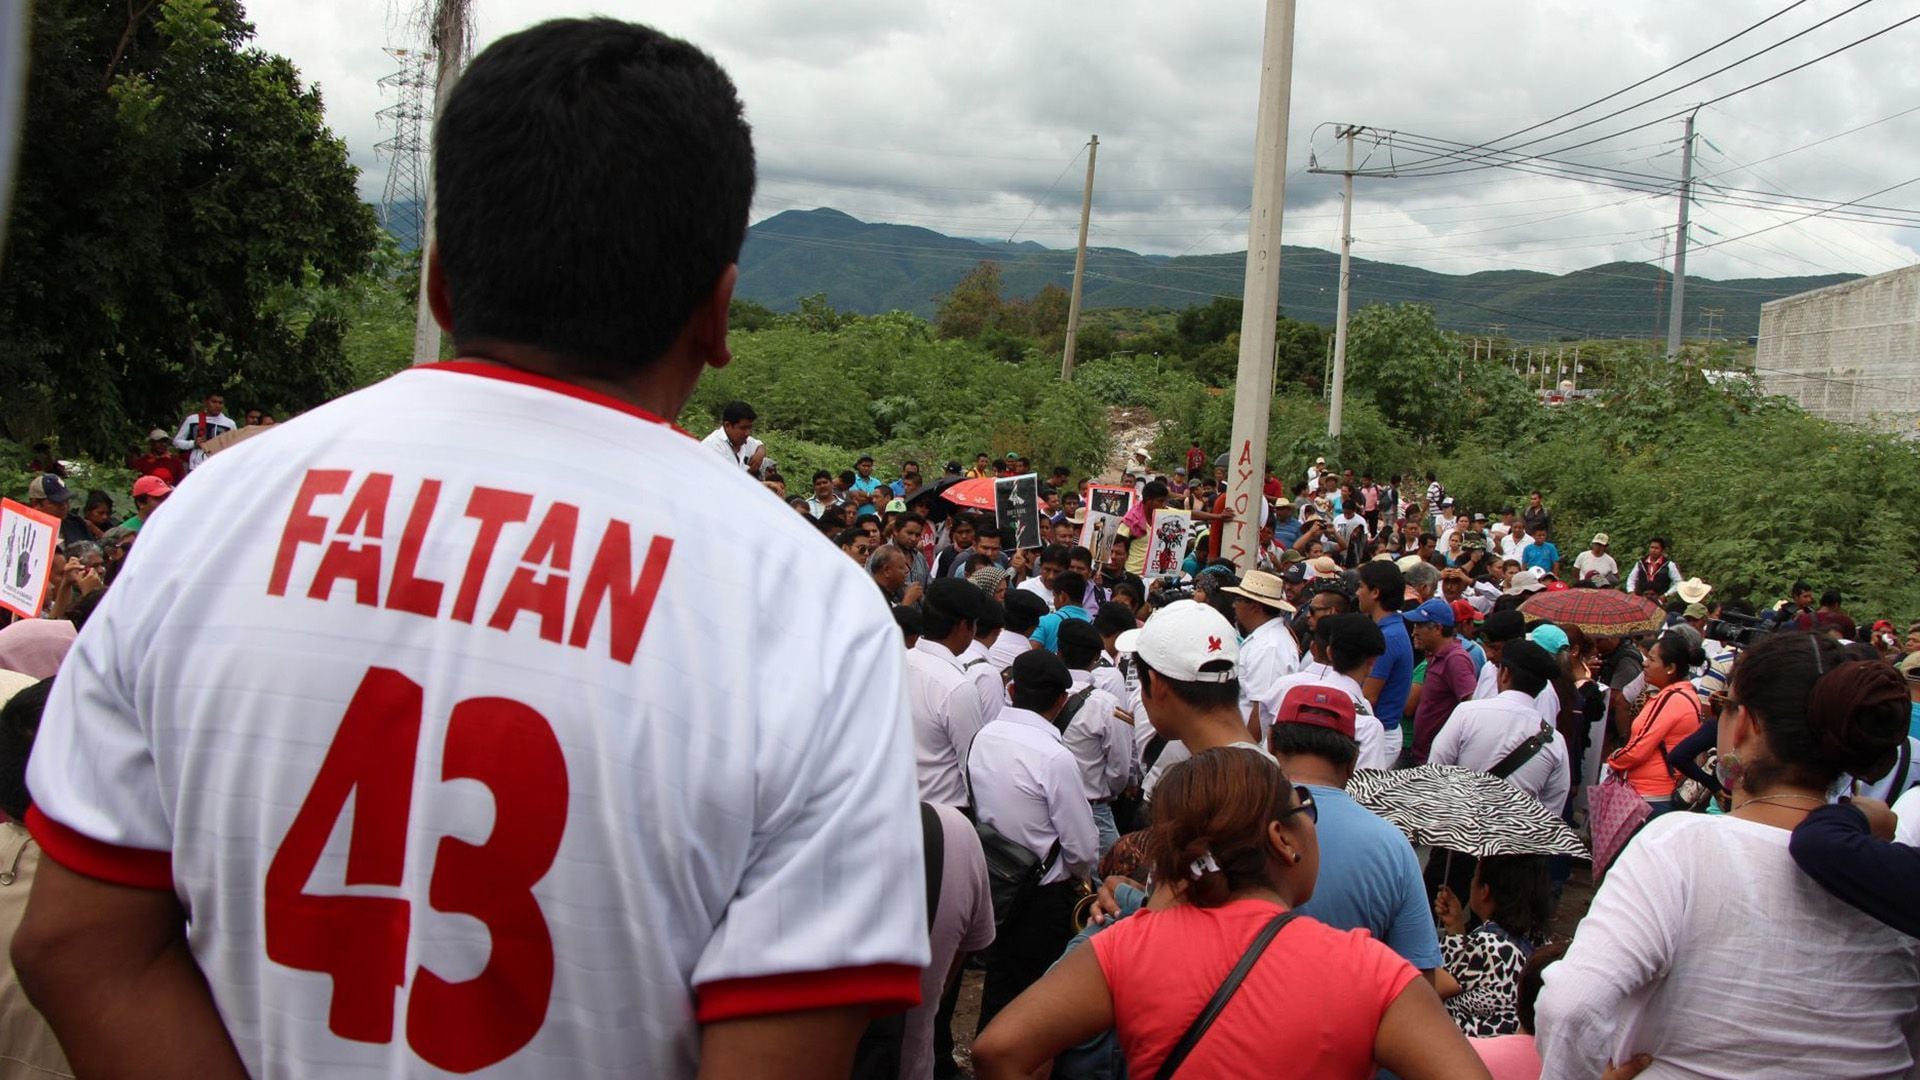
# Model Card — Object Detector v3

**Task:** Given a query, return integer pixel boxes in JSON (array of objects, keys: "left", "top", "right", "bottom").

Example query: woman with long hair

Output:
[
  {"left": 1605, "top": 632, "right": 1704, "bottom": 811},
  {"left": 1537, "top": 633, "right": 1920, "bottom": 1078},
  {"left": 972, "top": 748, "right": 1487, "bottom": 1079}
]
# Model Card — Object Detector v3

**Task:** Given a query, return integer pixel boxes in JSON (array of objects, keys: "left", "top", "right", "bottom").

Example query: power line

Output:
[{"left": 1378, "top": 0, "right": 1824, "bottom": 172}]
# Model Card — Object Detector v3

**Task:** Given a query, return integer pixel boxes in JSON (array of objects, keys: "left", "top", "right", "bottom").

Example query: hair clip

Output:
[{"left": 1188, "top": 852, "right": 1221, "bottom": 880}]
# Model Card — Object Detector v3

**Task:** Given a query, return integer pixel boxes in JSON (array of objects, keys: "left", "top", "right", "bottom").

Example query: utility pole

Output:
[
  {"left": 1326, "top": 126, "right": 1358, "bottom": 438},
  {"left": 1664, "top": 109, "right": 1698, "bottom": 361},
  {"left": 411, "top": 0, "right": 474, "bottom": 366},
  {"left": 1222, "top": 0, "right": 1298, "bottom": 575},
  {"left": 1060, "top": 134, "right": 1099, "bottom": 381}
]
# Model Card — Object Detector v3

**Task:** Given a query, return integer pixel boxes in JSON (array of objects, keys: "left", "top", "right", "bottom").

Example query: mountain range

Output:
[{"left": 737, "top": 207, "right": 1859, "bottom": 341}]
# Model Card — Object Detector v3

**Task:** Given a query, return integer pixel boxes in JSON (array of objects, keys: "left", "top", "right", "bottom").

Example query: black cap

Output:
[
  {"left": 924, "top": 577, "right": 986, "bottom": 622},
  {"left": 1500, "top": 640, "right": 1559, "bottom": 681},
  {"left": 1482, "top": 609, "right": 1527, "bottom": 644},
  {"left": 1008, "top": 649, "right": 1072, "bottom": 698}
]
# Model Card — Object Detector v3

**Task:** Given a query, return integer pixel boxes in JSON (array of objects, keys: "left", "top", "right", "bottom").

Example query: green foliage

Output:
[
  {"left": 0, "top": 0, "right": 378, "bottom": 455},
  {"left": 683, "top": 311, "right": 1111, "bottom": 479}
]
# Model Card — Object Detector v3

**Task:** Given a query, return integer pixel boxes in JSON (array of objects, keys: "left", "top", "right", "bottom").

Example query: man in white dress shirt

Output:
[
  {"left": 1430, "top": 641, "right": 1571, "bottom": 815},
  {"left": 1220, "top": 570, "right": 1300, "bottom": 739},
  {"left": 961, "top": 597, "right": 1007, "bottom": 726},
  {"left": 1057, "top": 621, "right": 1133, "bottom": 856},
  {"left": 699, "top": 400, "right": 765, "bottom": 476},
  {"left": 966, "top": 650, "right": 1098, "bottom": 1032},
  {"left": 990, "top": 592, "right": 1047, "bottom": 674},
  {"left": 906, "top": 579, "right": 989, "bottom": 806}
]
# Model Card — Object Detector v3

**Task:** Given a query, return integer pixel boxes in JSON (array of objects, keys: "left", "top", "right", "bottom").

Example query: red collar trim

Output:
[{"left": 419, "top": 360, "right": 687, "bottom": 433}]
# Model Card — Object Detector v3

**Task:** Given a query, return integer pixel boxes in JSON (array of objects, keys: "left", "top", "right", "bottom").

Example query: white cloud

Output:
[{"left": 243, "top": 0, "right": 1920, "bottom": 280}]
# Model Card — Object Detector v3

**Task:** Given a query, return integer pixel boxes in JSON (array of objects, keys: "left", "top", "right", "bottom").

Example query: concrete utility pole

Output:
[
  {"left": 1664, "top": 109, "right": 1698, "bottom": 361},
  {"left": 412, "top": 0, "right": 474, "bottom": 366},
  {"left": 1061, "top": 134, "right": 1099, "bottom": 381},
  {"left": 1327, "top": 126, "right": 1358, "bottom": 439},
  {"left": 1222, "top": 0, "right": 1298, "bottom": 575}
]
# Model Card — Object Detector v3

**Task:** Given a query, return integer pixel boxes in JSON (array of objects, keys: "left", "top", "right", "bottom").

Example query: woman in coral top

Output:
[
  {"left": 971, "top": 748, "right": 1486, "bottom": 1080},
  {"left": 1607, "top": 633, "right": 1705, "bottom": 810}
]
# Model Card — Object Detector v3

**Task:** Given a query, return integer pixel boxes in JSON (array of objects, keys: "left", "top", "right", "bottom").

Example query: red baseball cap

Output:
[
  {"left": 1273, "top": 684, "right": 1356, "bottom": 739},
  {"left": 1451, "top": 599, "right": 1483, "bottom": 625},
  {"left": 132, "top": 474, "right": 173, "bottom": 498}
]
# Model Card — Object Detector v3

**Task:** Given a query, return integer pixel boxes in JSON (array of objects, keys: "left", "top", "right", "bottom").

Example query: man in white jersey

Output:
[{"left": 12, "top": 20, "right": 926, "bottom": 1079}]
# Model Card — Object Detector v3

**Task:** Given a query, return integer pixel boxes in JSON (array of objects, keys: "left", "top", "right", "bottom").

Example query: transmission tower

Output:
[{"left": 376, "top": 47, "right": 434, "bottom": 251}]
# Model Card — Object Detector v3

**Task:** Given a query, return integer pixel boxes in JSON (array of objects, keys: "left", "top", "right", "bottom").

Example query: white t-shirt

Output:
[
  {"left": 906, "top": 640, "right": 987, "bottom": 807},
  {"left": 173, "top": 410, "right": 239, "bottom": 471},
  {"left": 1535, "top": 814, "right": 1920, "bottom": 1080},
  {"left": 700, "top": 426, "right": 761, "bottom": 473},
  {"left": 27, "top": 362, "right": 928, "bottom": 1079},
  {"left": 1894, "top": 785, "right": 1920, "bottom": 847},
  {"left": 1572, "top": 550, "right": 1619, "bottom": 583}
]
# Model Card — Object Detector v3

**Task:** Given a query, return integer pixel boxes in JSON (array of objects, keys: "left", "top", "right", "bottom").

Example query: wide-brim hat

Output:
[
  {"left": 1675, "top": 577, "right": 1712, "bottom": 605},
  {"left": 1220, "top": 570, "right": 1296, "bottom": 613}
]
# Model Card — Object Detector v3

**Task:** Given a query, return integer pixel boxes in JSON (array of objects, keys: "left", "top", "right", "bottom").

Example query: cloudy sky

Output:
[{"left": 245, "top": 0, "right": 1920, "bottom": 281}]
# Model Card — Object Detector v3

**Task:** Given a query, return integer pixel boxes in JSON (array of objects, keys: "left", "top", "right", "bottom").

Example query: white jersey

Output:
[{"left": 27, "top": 362, "right": 928, "bottom": 1079}]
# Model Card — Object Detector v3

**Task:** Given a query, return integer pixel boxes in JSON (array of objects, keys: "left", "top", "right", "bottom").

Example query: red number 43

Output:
[{"left": 265, "top": 667, "right": 569, "bottom": 1074}]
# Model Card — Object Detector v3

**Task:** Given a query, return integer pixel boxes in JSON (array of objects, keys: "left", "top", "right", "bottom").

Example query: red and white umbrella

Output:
[{"left": 939, "top": 476, "right": 998, "bottom": 511}]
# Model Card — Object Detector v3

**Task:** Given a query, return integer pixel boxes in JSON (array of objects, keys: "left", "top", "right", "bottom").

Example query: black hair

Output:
[
  {"left": 1009, "top": 680, "right": 1065, "bottom": 713},
  {"left": 434, "top": 19, "right": 755, "bottom": 379},
  {"left": 1499, "top": 642, "right": 1555, "bottom": 698},
  {"left": 1791, "top": 580, "right": 1813, "bottom": 597},
  {"left": 721, "top": 401, "right": 756, "bottom": 423},
  {"left": 1649, "top": 631, "right": 1702, "bottom": 673},
  {"left": 1321, "top": 612, "right": 1385, "bottom": 673},
  {"left": 1109, "top": 533, "right": 1132, "bottom": 551},
  {"left": 1820, "top": 588, "right": 1843, "bottom": 607},
  {"left": 1357, "top": 560, "right": 1405, "bottom": 612},
  {"left": 1058, "top": 621, "right": 1104, "bottom": 669},
  {"left": 1731, "top": 632, "right": 1908, "bottom": 791},
  {"left": 1648, "top": 536, "right": 1669, "bottom": 549},
  {"left": 891, "top": 605, "right": 921, "bottom": 644},
  {"left": 921, "top": 580, "right": 982, "bottom": 640},
  {"left": 1268, "top": 722, "right": 1359, "bottom": 773},
  {"left": 834, "top": 527, "right": 863, "bottom": 549},
  {"left": 1068, "top": 545, "right": 1093, "bottom": 566},
  {"left": 1053, "top": 570, "right": 1087, "bottom": 603},
  {"left": 1109, "top": 580, "right": 1146, "bottom": 610},
  {"left": 975, "top": 598, "right": 1006, "bottom": 635},
  {"left": 856, "top": 454, "right": 874, "bottom": 466},
  {"left": 1003, "top": 591, "right": 1050, "bottom": 635},
  {"left": 84, "top": 488, "right": 113, "bottom": 512},
  {"left": 837, "top": 469, "right": 856, "bottom": 486},
  {"left": 1037, "top": 545, "right": 1071, "bottom": 569},
  {"left": 1093, "top": 602, "right": 1137, "bottom": 639},
  {"left": 1516, "top": 942, "right": 1568, "bottom": 1034},
  {"left": 973, "top": 525, "right": 1002, "bottom": 544},
  {"left": 811, "top": 469, "right": 832, "bottom": 484},
  {"left": 1475, "top": 854, "right": 1553, "bottom": 946},
  {"left": 893, "top": 511, "right": 926, "bottom": 531},
  {"left": 1142, "top": 479, "right": 1169, "bottom": 501},
  {"left": 1136, "top": 659, "right": 1240, "bottom": 710},
  {"left": 0, "top": 678, "right": 51, "bottom": 821}
]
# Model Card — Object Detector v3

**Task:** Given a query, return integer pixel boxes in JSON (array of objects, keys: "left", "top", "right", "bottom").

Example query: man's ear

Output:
[
  {"left": 426, "top": 246, "right": 454, "bottom": 334},
  {"left": 689, "top": 264, "right": 739, "bottom": 371}
]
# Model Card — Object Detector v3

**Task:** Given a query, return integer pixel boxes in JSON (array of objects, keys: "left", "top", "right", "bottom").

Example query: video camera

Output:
[{"left": 1702, "top": 611, "right": 1775, "bottom": 649}]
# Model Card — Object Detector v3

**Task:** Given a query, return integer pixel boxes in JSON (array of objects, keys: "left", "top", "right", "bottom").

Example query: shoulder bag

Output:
[{"left": 1153, "top": 909, "right": 1300, "bottom": 1079}]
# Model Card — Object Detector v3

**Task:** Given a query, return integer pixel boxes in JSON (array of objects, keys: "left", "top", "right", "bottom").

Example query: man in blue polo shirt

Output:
[
  {"left": 1030, "top": 570, "right": 1092, "bottom": 653},
  {"left": 1357, "top": 559, "right": 1413, "bottom": 764}
]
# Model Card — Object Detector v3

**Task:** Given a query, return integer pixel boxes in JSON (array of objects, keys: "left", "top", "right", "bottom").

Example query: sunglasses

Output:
[{"left": 1279, "top": 785, "right": 1318, "bottom": 824}]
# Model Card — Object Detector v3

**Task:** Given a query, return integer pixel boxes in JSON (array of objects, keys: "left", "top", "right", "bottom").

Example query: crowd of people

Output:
[
  {"left": 0, "top": 17, "right": 1915, "bottom": 1080},
  {"left": 714, "top": 424, "right": 1920, "bottom": 1078}
]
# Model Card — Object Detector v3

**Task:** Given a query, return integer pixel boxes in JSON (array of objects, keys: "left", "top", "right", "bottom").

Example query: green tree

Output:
[
  {"left": 933, "top": 261, "right": 1007, "bottom": 340},
  {"left": 0, "top": 0, "right": 377, "bottom": 455}
]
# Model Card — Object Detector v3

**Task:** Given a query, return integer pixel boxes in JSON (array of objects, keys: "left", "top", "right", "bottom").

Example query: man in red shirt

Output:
[
  {"left": 126, "top": 429, "right": 188, "bottom": 486},
  {"left": 1262, "top": 465, "right": 1285, "bottom": 502},
  {"left": 1184, "top": 440, "right": 1206, "bottom": 478}
]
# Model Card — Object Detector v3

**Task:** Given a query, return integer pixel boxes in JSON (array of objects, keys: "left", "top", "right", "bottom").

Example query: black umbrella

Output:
[
  {"left": 907, "top": 475, "right": 964, "bottom": 523},
  {"left": 1345, "top": 764, "right": 1587, "bottom": 858}
]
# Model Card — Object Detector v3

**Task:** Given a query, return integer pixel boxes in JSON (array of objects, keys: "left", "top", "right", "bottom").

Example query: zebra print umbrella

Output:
[{"left": 1345, "top": 764, "right": 1588, "bottom": 858}]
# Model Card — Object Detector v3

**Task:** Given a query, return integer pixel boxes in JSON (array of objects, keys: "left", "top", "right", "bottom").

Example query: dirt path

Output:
[{"left": 1103, "top": 405, "right": 1163, "bottom": 482}]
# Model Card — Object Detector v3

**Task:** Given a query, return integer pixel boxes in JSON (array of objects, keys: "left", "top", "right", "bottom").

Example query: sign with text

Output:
[
  {"left": 1142, "top": 509, "right": 1196, "bottom": 579},
  {"left": 0, "top": 499, "right": 60, "bottom": 619}
]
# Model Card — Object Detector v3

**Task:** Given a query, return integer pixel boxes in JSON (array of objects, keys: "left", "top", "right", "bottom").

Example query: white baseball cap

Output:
[{"left": 1115, "top": 600, "right": 1239, "bottom": 683}]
